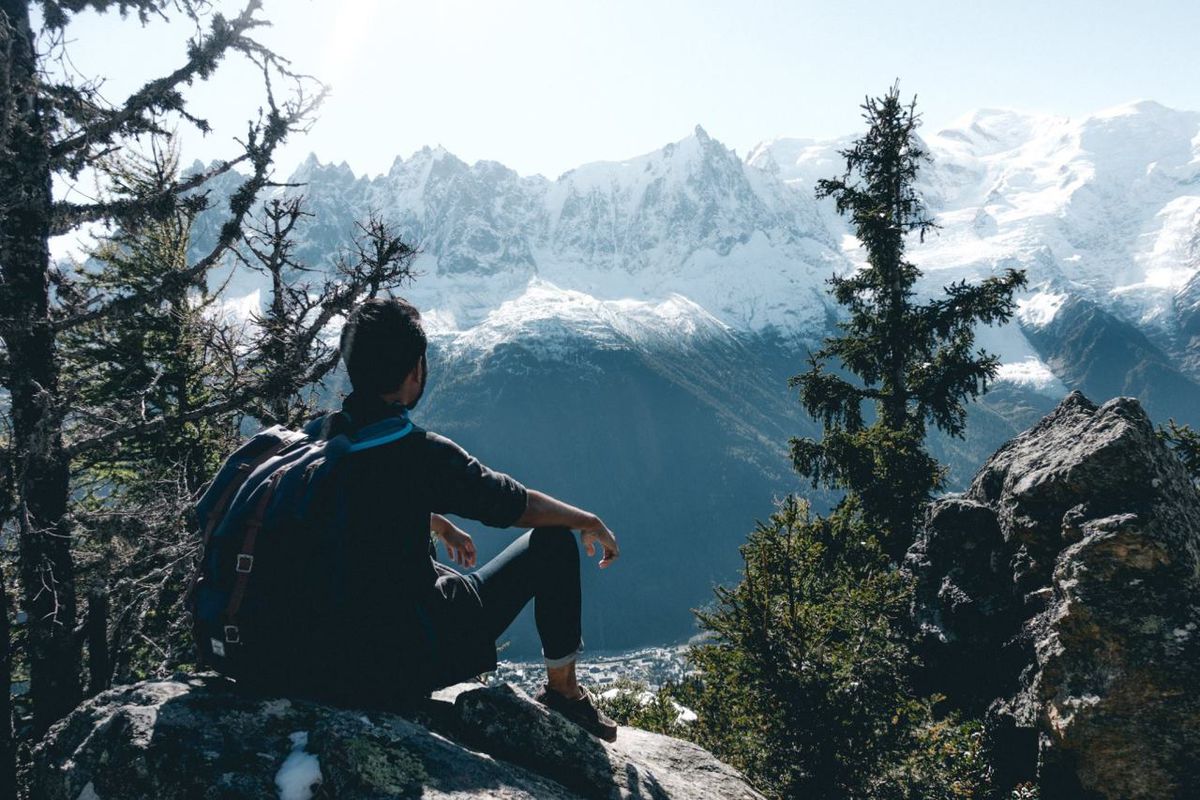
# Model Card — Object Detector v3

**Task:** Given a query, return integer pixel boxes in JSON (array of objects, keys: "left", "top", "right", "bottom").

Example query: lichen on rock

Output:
[{"left": 31, "top": 675, "right": 762, "bottom": 799}]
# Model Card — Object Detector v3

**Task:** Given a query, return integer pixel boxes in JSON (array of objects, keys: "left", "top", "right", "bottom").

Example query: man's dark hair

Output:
[{"left": 340, "top": 298, "right": 427, "bottom": 394}]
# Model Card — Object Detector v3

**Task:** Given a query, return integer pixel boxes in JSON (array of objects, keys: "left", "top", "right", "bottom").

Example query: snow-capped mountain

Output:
[
  {"left": 248, "top": 100, "right": 1200, "bottom": 404},
  {"left": 270, "top": 123, "right": 840, "bottom": 343},
  {"left": 197, "top": 100, "right": 1200, "bottom": 655}
]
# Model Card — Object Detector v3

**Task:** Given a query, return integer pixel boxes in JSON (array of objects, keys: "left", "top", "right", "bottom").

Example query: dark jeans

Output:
[{"left": 466, "top": 526, "right": 582, "bottom": 664}]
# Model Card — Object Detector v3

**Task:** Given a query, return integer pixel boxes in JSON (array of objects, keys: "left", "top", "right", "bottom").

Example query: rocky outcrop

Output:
[
  {"left": 907, "top": 392, "right": 1200, "bottom": 798},
  {"left": 31, "top": 675, "right": 762, "bottom": 800}
]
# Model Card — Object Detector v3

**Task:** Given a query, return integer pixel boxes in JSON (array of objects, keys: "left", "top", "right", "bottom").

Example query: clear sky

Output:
[{"left": 56, "top": 0, "right": 1200, "bottom": 180}]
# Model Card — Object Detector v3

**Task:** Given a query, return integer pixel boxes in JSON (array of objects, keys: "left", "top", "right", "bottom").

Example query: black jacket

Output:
[{"left": 266, "top": 392, "right": 527, "bottom": 709}]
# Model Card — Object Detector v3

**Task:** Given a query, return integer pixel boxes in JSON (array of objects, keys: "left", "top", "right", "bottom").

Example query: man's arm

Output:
[{"left": 516, "top": 489, "right": 620, "bottom": 568}]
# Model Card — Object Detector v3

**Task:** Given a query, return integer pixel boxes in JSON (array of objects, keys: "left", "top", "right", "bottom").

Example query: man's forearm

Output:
[{"left": 516, "top": 489, "right": 598, "bottom": 530}]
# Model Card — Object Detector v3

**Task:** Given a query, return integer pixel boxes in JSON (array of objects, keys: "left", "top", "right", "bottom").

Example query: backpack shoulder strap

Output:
[{"left": 346, "top": 415, "right": 415, "bottom": 453}]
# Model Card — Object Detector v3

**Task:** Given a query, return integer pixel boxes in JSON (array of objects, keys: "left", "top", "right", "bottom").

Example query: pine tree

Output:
[
  {"left": 66, "top": 140, "right": 237, "bottom": 498},
  {"left": 684, "top": 85, "right": 1030, "bottom": 799},
  {"left": 63, "top": 140, "right": 241, "bottom": 687},
  {"left": 0, "top": 0, "right": 322, "bottom": 736},
  {"left": 792, "top": 83, "right": 1027, "bottom": 558}
]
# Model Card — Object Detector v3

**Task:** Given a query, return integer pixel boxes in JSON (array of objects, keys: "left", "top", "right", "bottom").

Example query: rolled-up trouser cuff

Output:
[{"left": 543, "top": 649, "right": 579, "bottom": 669}]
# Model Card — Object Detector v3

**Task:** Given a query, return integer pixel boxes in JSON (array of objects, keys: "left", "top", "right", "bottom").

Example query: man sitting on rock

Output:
[{"left": 307, "top": 297, "right": 621, "bottom": 741}]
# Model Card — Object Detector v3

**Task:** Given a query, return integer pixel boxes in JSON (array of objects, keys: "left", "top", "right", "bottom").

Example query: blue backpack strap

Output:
[
  {"left": 303, "top": 411, "right": 352, "bottom": 440},
  {"left": 346, "top": 415, "right": 414, "bottom": 452}
]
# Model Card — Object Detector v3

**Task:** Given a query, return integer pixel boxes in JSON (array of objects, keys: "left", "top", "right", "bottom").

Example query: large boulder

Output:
[
  {"left": 907, "top": 392, "right": 1200, "bottom": 798},
  {"left": 31, "top": 675, "right": 762, "bottom": 800}
]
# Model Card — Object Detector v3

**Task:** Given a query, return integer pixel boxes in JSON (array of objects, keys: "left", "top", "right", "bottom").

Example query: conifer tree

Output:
[
  {"left": 686, "top": 87, "right": 1028, "bottom": 798},
  {"left": 0, "top": 0, "right": 322, "bottom": 735},
  {"left": 66, "top": 140, "right": 237, "bottom": 499},
  {"left": 792, "top": 83, "right": 1027, "bottom": 557},
  {"left": 63, "top": 140, "right": 241, "bottom": 688}
]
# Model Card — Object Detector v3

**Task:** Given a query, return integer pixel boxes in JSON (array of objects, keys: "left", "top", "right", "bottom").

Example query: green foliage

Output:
[
  {"left": 685, "top": 498, "right": 1009, "bottom": 798},
  {"left": 792, "top": 83, "right": 1026, "bottom": 557},
  {"left": 873, "top": 711, "right": 991, "bottom": 799},
  {"left": 1159, "top": 419, "right": 1200, "bottom": 485},
  {"left": 62, "top": 141, "right": 239, "bottom": 686},
  {"left": 64, "top": 141, "right": 238, "bottom": 497},
  {"left": 594, "top": 676, "right": 699, "bottom": 740}
]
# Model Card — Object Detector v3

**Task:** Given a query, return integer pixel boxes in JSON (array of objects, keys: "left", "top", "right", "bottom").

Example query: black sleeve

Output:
[{"left": 424, "top": 432, "right": 528, "bottom": 528}]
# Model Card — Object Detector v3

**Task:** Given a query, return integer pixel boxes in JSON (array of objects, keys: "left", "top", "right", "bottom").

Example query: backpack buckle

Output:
[
  {"left": 235, "top": 554, "right": 254, "bottom": 573},
  {"left": 224, "top": 625, "right": 241, "bottom": 644}
]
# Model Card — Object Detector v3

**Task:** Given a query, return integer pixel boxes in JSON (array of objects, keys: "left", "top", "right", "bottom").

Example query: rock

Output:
[
  {"left": 453, "top": 683, "right": 760, "bottom": 799},
  {"left": 906, "top": 392, "right": 1200, "bottom": 798},
  {"left": 31, "top": 675, "right": 763, "bottom": 800}
]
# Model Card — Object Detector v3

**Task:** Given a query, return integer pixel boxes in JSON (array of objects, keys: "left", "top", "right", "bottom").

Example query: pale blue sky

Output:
[{"left": 59, "top": 0, "right": 1200, "bottom": 180}]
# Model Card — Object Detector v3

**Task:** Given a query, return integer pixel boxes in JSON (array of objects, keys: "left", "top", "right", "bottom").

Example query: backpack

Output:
[{"left": 186, "top": 411, "right": 415, "bottom": 680}]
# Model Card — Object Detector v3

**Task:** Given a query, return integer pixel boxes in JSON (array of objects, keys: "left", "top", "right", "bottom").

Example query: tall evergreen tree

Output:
[
  {"left": 683, "top": 86, "right": 1031, "bottom": 799},
  {"left": 792, "top": 83, "right": 1026, "bottom": 557},
  {"left": 66, "top": 140, "right": 237, "bottom": 499},
  {"left": 0, "top": 0, "right": 321, "bottom": 735}
]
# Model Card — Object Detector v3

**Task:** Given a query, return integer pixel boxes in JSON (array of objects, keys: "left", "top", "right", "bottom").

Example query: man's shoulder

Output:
[
  {"left": 373, "top": 425, "right": 464, "bottom": 460},
  {"left": 416, "top": 429, "right": 473, "bottom": 462},
  {"left": 419, "top": 428, "right": 458, "bottom": 448}
]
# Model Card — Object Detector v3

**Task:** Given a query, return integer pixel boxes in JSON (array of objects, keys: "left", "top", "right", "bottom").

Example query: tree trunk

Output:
[
  {"left": 85, "top": 588, "right": 110, "bottom": 696},
  {"left": 0, "top": 0, "right": 82, "bottom": 735},
  {"left": 0, "top": 562, "right": 16, "bottom": 800}
]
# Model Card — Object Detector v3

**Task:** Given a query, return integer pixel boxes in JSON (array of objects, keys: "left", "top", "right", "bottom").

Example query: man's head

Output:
[{"left": 340, "top": 297, "right": 428, "bottom": 408}]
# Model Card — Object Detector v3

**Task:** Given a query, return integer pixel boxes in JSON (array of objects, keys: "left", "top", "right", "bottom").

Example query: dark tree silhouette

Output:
[
  {"left": 0, "top": 0, "right": 322, "bottom": 746},
  {"left": 791, "top": 82, "right": 1027, "bottom": 557}
]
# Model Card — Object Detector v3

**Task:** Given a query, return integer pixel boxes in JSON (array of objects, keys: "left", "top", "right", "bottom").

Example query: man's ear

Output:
[{"left": 406, "top": 356, "right": 425, "bottom": 387}]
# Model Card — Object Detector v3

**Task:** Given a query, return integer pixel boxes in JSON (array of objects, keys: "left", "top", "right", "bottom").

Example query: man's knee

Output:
[{"left": 529, "top": 526, "right": 578, "bottom": 565}]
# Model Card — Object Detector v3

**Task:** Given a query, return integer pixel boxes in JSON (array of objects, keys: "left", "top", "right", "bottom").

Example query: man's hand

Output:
[
  {"left": 579, "top": 518, "right": 619, "bottom": 569},
  {"left": 432, "top": 514, "right": 477, "bottom": 568},
  {"left": 516, "top": 491, "right": 621, "bottom": 569}
]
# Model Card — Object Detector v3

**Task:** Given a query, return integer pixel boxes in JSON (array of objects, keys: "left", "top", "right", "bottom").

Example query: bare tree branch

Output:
[{"left": 48, "top": 1, "right": 265, "bottom": 177}]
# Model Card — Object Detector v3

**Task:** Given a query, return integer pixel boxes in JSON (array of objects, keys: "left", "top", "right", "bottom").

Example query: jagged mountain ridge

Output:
[
  {"left": 227, "top": 99, "right": 1200, "bottom": 391},
  {"left": 265, "top": 122, "right": 839, "bottom": 342}
]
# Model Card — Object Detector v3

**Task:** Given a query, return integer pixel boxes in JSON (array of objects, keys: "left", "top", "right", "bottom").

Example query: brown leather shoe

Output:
[{"left": 534, "top": 684, "right": 619, "bottom": 742}]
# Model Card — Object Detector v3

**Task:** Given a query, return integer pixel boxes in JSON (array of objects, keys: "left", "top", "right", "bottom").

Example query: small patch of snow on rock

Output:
[{"left": 275, "top": 731, "right": 322, "bottom": 800}]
